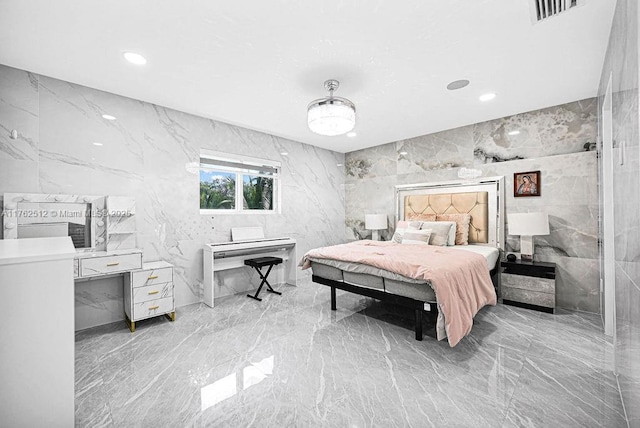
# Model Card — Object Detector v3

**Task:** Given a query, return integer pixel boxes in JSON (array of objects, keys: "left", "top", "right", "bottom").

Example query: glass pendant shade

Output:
[{"left": 307, "top": 80, "right": 356, "bottom": 136}]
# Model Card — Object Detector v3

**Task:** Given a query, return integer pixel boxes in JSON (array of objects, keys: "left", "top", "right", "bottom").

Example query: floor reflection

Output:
[{"left": 201, "top": 355, "right": 274, "bottom": 412}]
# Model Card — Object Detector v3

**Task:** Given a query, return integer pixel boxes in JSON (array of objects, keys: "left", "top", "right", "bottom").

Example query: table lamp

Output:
[
  {"left": 365, "top": 214, "right": 387, "bottom": 241},
  {"left": 507, "top": 212, "right": 550, "bottom": 261}
]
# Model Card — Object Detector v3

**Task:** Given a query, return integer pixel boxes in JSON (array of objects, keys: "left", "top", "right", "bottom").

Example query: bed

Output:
[{"left": 301, "top": 176, "right": 505, "bottom": 347}]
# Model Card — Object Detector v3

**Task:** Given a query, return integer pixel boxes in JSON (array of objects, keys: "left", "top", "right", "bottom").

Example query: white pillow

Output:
[
  {"left": 419, "top": 221, "right": 456, "bottom": 246},
  {"left": 392, "top": 221, "right": 422, "bottom": 243},
  {"left": 401, "top": 229, "right": 432, "bottom": 246}
]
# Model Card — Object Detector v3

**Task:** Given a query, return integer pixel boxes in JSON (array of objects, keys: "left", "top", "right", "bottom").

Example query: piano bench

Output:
[
  {"left": 245, "top": 257, "right": 283, "bottom": 301},
  {"left": 244, "top": 257, "right": 283, "bottom": 269}
]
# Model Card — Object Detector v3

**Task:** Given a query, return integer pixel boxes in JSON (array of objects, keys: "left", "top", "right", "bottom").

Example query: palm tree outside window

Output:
[{"left": 199, "top": 151, "right": 280, "bottom": 214}]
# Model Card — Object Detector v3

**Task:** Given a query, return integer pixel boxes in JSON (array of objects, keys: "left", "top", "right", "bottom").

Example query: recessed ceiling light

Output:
[
  {"left": 479, "top": 93, "right": 496, "bottom": 102},
  {"left": 123, "top": 52, "right": 147, "bottom": 65},
  {"left": 101, "top": 114, "right": 116, "bottom": 121},
  {"left": 508, "top": 130, "right": 520, "bottom": 136},
  {"left": 336, "top": 163, "right": 343, "bottom": 167},
  {"left": 346, "top": 132, "right": 357, "bottom": 137},
  {"left": 399, "top": 151, "right": 408, "bottom": 155},
  {"left": 92, "top": 142, "right": 103, "bottom": 146},
  {"left": 447, "top": 79, "right": 470, "bottom": 90},
  {"left": 281, "top": 152, "right": 288, "bottom": 156}
]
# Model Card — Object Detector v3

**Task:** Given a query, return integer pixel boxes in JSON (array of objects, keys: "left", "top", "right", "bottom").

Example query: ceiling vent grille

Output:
[{"left": 533, "top": 0, "right": 578, "bottom": 22}]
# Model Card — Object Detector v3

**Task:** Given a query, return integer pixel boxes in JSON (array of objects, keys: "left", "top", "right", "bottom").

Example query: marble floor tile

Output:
[
  {"left": 75, "top": 278, "right": 627, "bottom": 427},
  {"left": 527, "top": 311, "right": 614, "bottom": 372},
  {"left": 75, "top": 353, "right": 114, "bottom": 427},
  {"left": 503, "top": 358, "right": 626, "bottom": 428}
]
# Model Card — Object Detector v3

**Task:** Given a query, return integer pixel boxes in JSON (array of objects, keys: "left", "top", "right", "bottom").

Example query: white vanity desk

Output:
[
  {"left": 2, "top": 192, "right": 175, "bottom": 332},
  {"left": 74, "top": 250, "right": 175, "bottom": 332},
  {"left": 73, "top": 248, "right": 143, "bottom": 279}
]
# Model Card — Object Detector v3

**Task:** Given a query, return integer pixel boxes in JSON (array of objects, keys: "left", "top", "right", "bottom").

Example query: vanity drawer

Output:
[
  {"left": 132, "top": 283, "right": 173, "bottom": 304},
  {"left": 131, "top": 267, "right": 173, "bottom": 288},
  {"left": 133, "top": 296, "right": 174, "bottom": 321},
  {"left": 80, "top": 253, "right": 142, "bottom": 277}
]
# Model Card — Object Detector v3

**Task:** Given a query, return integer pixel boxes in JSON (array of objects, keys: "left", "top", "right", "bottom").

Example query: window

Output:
[{"left": 200, "top": 151, "right": 280, "bottom": 214}]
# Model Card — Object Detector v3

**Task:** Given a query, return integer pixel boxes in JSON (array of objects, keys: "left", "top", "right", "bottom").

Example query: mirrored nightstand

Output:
[{"left": 501, "top": 260, "right": 556, "bottom": 313}]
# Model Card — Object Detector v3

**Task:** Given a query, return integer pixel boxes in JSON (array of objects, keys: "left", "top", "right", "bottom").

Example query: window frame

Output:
[{"left": 199, "top": 150, "right": 281, "bottom": 215}]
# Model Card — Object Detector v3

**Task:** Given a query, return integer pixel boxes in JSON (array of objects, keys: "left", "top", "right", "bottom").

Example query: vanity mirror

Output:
[{"left": 3, "top": 193, "right": 108, "bottom": 251}]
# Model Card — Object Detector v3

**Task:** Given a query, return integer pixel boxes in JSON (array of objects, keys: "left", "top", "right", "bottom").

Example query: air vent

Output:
[{"left": 532, "top": 0, "right": 578, "bottom": 22}]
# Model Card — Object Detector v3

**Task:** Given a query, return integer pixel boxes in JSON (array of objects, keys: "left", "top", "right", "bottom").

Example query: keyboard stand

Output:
[
  {"left": 203, "top": 236, "right": 297, "bottom": 308},
  {"left": 245, "top": 257, "right": 283, "bottom": 301}
]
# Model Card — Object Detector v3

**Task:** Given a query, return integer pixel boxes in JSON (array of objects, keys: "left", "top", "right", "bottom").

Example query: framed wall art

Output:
[{"left": 514, "top": 171, "right": 541, "bottom": 197}]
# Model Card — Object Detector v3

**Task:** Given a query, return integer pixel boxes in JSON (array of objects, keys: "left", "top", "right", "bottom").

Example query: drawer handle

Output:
[
  {"left": 106, "top": 262, "right": 120, "bottom": 267},
  {"left": 148, "top": 305, "right": 159, "bottom": 310},
  {"left": 147, "top": 275, "right": 159, "bottom": 280},
  {"left": 148, "top": 291, "right": 159, "bottom": 295}
]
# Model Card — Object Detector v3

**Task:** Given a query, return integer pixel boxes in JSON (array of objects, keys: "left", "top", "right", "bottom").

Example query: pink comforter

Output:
[{"left": 300, "top": 240, "right": 496, "bottom": 347}]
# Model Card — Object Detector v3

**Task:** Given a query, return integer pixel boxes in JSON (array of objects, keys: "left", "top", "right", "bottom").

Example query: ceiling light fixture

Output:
[
  {"left": 280, "top": 152, "right": 288, "bottom": 156},
  {"left": 479, "top": 93, "right": 496, "bottom": 102},
  {"left": 347, "top": 132, "right": 357, "bottom": 137},
  {"left": 101, "top": 114, "right": 116, "bottom": 121},
  {"left": 399, "top": 151, "right": 408, "bottom": 155},
  {"left": 123, "top": 52, "right": 147, "bottom": 65},
  {"left": 508, "top": 130, "right": 520, "bottom": 136},
  {"left": 92, "top": 142, "right": 103, "bottom": 146},
  {"left": 308, "top": 79, "right": 356, "bottom": 136}
]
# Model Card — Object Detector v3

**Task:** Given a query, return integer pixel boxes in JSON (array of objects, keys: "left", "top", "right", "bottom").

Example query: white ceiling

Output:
[{"left": 0, "top": 1, "right": 615, "bottom": 153}]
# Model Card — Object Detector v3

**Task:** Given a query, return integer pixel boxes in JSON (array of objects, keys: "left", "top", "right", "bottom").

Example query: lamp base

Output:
[
  {"left": 371, "top": 230, "right": 380, "bottom": 241},
  {"left": 520, "top": 235, "right": 534, "bottom": 261}
]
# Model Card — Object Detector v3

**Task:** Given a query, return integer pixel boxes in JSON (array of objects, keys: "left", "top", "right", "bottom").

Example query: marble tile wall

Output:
[
  {"left": 0, "top": 64, "right": 345, "bottom": 330},
  {"left": 345, "top": 99, "right": 599, "bottom": 313},
  {"left": 598, "top": 0, "right": 640, "bottom": 424}
]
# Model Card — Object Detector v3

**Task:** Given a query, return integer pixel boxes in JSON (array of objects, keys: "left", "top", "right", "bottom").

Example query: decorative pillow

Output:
[
  {"left": 396, "top": 220, "right": 423, "bottom": 230},
  {"left": 401, "top": 229, "right": 432, "bottom": 246},
  {"left": 417, "top": 221, "right": 454, "bottom": 246},
  {"left": 392, "top": 221, "right": 422, "bottom": 243},
  {"left": 446, "top": 222, "right": 457, "bottom": 246},
  {"left": 406, "top": 213, "right": 436, "bottom": 222},
  {"left": 396, "top": 220, "right": 407, "bottom": 229},
  {"left": 437, "top": 214, "right": 471, "bottom": 245}
]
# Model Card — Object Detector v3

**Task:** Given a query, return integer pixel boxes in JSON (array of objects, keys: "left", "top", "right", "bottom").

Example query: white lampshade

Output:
[
  {"left": 365, "top": 214, "right": 387, "bottom": 230},
  {"left": 508, "top": 212, "right": 550, "bottom": 236}
]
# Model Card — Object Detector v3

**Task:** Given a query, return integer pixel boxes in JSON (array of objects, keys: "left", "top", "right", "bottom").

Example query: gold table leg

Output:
[
  {"left": 165, "top": 311, "right": 176, "bottom": 322},
  {"left": 125, "top": 314, "right": 135, "bottom": 333}
]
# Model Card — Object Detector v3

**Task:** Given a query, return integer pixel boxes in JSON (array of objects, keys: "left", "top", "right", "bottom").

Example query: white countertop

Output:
[
  {"left": 142, "top": 260, "right": 173, "bottom": 270},
  {"left": 0, "top": 237, "right": 77, "bottom": 265},
  {"left": 74, "top": 248, "right": 143, "bottom": 259}
]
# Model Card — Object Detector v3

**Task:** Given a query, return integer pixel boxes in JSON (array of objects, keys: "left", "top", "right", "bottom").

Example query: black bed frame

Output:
[{"left": 312, "top": 267, "right": 500, "bottom": 341}]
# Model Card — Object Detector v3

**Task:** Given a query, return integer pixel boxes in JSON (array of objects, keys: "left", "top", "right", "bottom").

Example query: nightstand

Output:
[{"left": 501, "top": 260, "right": 556, "bottom": 313}]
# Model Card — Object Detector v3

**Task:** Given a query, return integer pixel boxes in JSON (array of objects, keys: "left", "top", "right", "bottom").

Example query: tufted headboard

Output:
[
  {"left": 404, "top": 191, "right": 489, "bottom": 244},
  {"left": 396, "top": 177, "right": 505, "bottom": 249}
]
